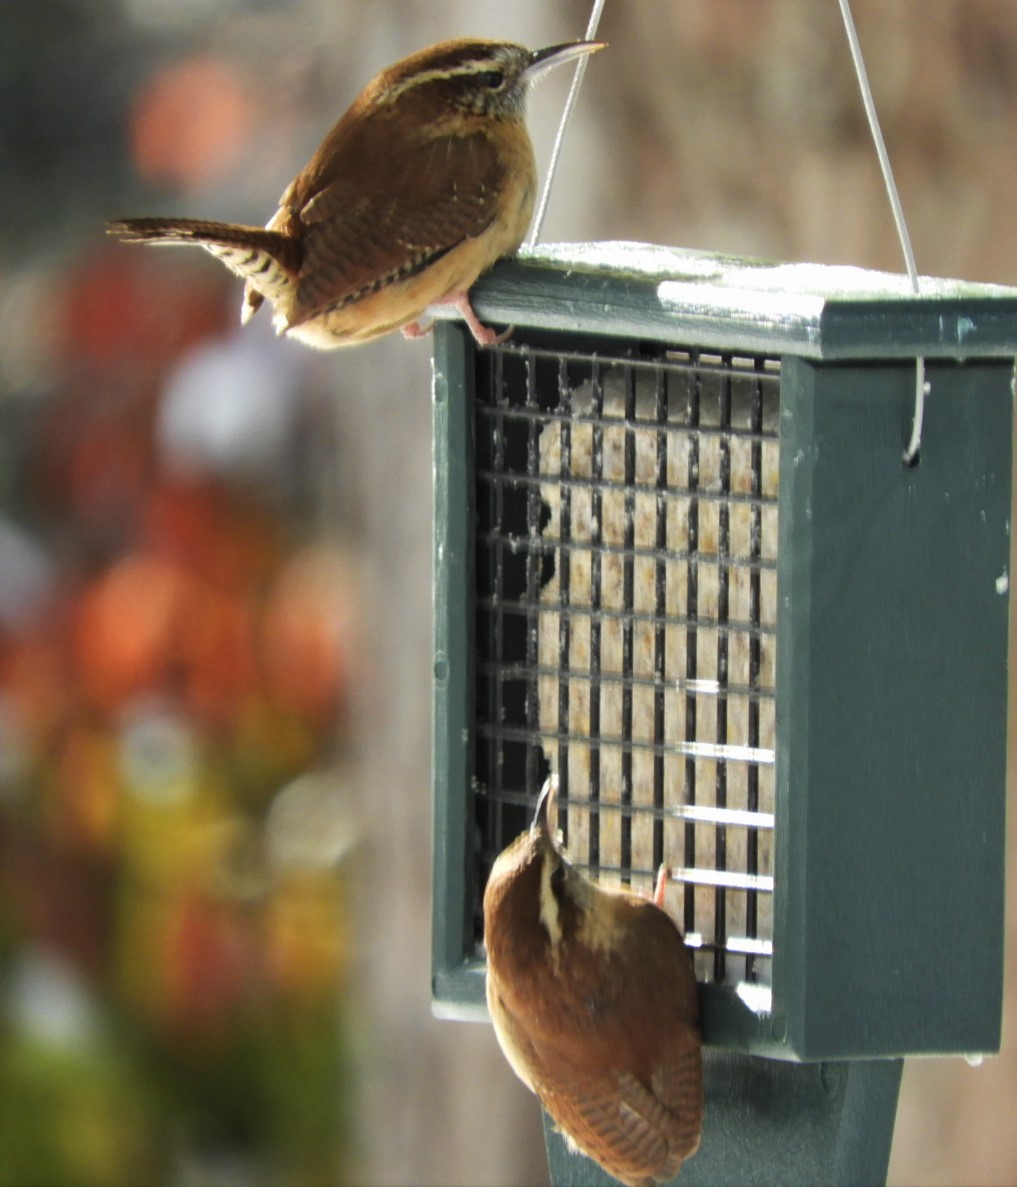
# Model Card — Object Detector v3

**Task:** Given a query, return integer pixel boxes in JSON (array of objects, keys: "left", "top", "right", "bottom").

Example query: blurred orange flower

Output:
[
  {"left": 72, "top": 552, "right": 193, "bottom": 716},
  {"left": 130, "top": 55, "right": 254, "bottom": 192},
  {"left": 261, "top": 546, "right": 358, "bottom": 728}
]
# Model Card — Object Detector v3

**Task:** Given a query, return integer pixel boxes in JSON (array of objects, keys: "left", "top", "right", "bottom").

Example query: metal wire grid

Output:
[{"left": 473, "top": 340, "right": 779, "bottom": 986}]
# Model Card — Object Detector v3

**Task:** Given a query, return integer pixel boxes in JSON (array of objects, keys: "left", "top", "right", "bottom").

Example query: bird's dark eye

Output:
[{"left": 476, "top": 70, "right": 505, "bottom": 90}]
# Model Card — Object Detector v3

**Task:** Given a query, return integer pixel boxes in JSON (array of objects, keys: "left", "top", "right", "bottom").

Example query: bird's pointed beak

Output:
[
  {"left": 531, "top": 775, "right": 558, "bottom": 837},
  {"left": 522, "top": 40, "right": 606, "bottom": 83}
]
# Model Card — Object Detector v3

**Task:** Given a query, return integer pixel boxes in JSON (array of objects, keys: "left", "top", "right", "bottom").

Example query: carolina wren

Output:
[
  {"left": 483, "top": 776, "right": 703, "bottom": 1187},
  {"left": 107, "top": 38, "right": 604, "bottom": 349}
]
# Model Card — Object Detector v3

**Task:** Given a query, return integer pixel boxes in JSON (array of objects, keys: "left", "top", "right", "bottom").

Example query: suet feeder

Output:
[{"left": 431, "top": 243, "right": 1013, "bottom": 1185}]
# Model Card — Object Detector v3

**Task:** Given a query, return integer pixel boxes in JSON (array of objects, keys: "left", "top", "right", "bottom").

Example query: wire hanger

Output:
[
  {"left": 838, "top": 0, "right": 926, "bottom": 465},
  {"left": 527, "top": 0, "right": 607, "bottom": 247},
  {"left": 534, "top": 0, "right": 927, "bottom": 464}
]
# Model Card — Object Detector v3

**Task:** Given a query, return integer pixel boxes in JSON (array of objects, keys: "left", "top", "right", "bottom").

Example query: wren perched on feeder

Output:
[
  {"left": 483, "top": 775, "right": 703, "bottom": 1187},
  {"left": 107, "top": 38, "right": 604, "bottom": 349}
]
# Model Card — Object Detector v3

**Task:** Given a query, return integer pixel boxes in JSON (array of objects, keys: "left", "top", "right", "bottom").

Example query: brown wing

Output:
[
  {"left": 536, "top": 1020, "right": 702, "bottom": 1186},
  {"left": 275, "top": 110, "right": 506, "bottom": 326},
  {"left": 497, "top": 900, "right": 703, "bottom": 1185}
]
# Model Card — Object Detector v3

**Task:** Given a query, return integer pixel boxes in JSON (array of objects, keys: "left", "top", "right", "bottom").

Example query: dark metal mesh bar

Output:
[
  {"left": 620, "top": 368, "right": 636, "bottom": 883},
  {"left": 652, "top": 367, "right": 668, "bottom": 876},
  {"left": 683, "top": 363, "right": 701, "bottom": 941},
  {"left": 746, "top": 360, "right": 765, "bottom": 981},
  {"left": 523, "top": 354, "right": 543, "bottom": 801},
  {"left": 713, "top": 369, "right": 732, "bottom": 984},
  {"left": 488, "top": 350, "right": 506, "bottom": 852},
  {"left": 588, "top": 364, "right": 604, "bottom": 869},
  {"left": 556, "top": 358, "right": 572, "bottom": 847}
]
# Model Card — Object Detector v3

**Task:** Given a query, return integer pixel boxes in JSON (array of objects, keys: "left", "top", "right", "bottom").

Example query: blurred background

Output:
[{"left": 0, "top": 1, "right": 1014, "bottom": 1184}]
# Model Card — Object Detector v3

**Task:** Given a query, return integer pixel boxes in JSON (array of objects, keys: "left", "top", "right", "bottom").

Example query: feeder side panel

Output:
[
  {"left": 777, "top": 356, "right": 1010, "bottom": 1060},
  {"left": 432, "top": 324, "right": 477, "bottom": 1000}
]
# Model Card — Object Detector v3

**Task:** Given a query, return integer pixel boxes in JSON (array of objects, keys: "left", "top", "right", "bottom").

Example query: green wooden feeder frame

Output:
[{"left": 430, "top": 243, "right": 1013, "bottom": 1187}]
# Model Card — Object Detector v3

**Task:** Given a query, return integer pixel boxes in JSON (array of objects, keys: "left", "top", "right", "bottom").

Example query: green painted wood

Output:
[
  {"left": 543, "top": 1054, "right": 903, "bottom": 1187},
  {"left": 431, "top": 252, "right": 1012, "bottom": 1062},
  {"left": 432, "top": 241, "right": 1017, "bottom": 360},
  {"left": 773, "top": 357, "right": 1011, "bottom": 1059},
  {"left": 430, "top": 322, "right": 477, "bottom": 1009}
]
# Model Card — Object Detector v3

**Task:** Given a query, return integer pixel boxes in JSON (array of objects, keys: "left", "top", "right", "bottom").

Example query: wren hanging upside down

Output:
[
  {"left": 107, "top": 38, "right": 604, "bottom": 349},
  {"left": 483, "top": 776, "right": 703, "bottom": 1187}
]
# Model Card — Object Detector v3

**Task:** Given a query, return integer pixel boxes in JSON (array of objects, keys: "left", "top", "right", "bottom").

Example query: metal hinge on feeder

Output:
[{"left": 430, "top": 241, "right": 1013, "bottom": 1185}]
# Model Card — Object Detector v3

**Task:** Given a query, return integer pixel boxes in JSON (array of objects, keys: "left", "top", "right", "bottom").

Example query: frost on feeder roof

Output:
[{"left": 457, "top": 240, "right": 1017, "bottom": 359}]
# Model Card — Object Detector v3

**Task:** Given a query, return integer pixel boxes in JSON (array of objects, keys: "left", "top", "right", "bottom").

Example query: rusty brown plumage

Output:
[
  {"left": 107, "top": 38, "right": 604, "bottom": 349},
  {"left": 484, "top": 777, "right": 703, "bottom": 1186}
]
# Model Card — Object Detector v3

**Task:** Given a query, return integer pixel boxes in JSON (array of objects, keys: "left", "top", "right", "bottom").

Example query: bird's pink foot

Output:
[
  {"left": 403, "top": 292, "right": 512, "bottom": 346},
  {"left": 440, "top": 291, "right": 513, "bottom": 347}
]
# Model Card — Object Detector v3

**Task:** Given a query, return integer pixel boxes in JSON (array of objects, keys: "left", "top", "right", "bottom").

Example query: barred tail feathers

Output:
[{"left": 106, "top": 218, "right": 299, "bottom": 320}]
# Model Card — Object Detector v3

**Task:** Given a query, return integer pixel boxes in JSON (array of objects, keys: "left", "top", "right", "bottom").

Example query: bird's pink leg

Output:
[
  {"left": 401, "top": 291, "right": 512, "bottom": 347},
  {"left": 653, "top": 864, "right": 672, "bottom": 909},
  {"left": 443, "top": 291, "right": 513, "bottom": 346}
]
